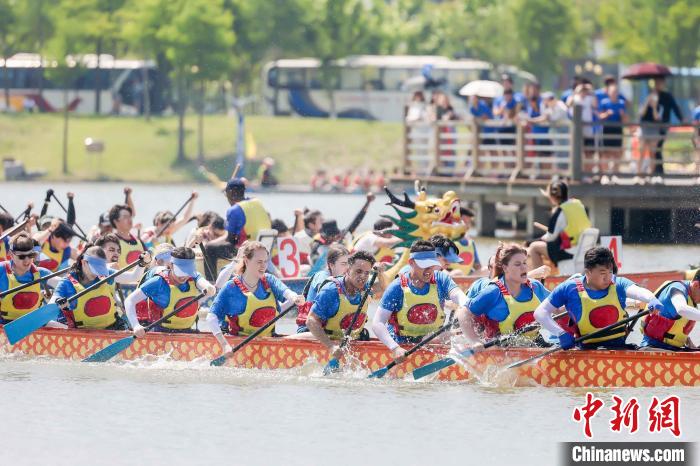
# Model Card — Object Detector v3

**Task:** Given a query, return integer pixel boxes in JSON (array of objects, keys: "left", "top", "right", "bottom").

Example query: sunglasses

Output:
[{"left": 14, "top": 253, "right": 36, "bottom": 260}]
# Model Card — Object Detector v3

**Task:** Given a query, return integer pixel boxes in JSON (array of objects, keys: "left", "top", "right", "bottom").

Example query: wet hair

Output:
[
  {"left": 303, "top": 210, "right": 322, "bottom": 229},
  {"left": 0, "top": 212, "right": 14, "bottom": 230},
  {"left": 493, "top": 242, "right": 527, "bottom": 277},
  {"left": 429, "top": 234, "right": 459, "bottom": 255},
  {"left": 195, "top": 211, "right": 217, "bottom": 228},
  {"left": 235, "top": 241, "right": 268, "bottom": 275},
  {"left": 460, "top": 207, "right": 475, "bottom": 218},
  {"left": 584, "top": 246, "right": 617, "bottom": 273},
  {"left": 70, "top": 245, "right": 106, "bottom": 281},
  {"left": 171, "top": 246, "right": 194, "bottom": 260},
  {"left": 153, "top": 210, "right": 174, "bottom": 227},
  {"left": 373, "top": 218, "right": 393, "bottom": 231},
  {"left": 94, "top": 233, "right": 121, "bottom": 250},
  {"left": 410, "top": 240, "right": 435, "bottom": 253},
  {"left": 52, "top": 220, "right": 75, "bottom": 241},
  {"left": 271, "top": 219, "right": 289, "bottom": 235},
  {"left": 326, "top": 244, "right": 349, "bottom": 270},
  {"left": 348, "top": 250, "right": 375, "bottom": 267},
  {"left": 108, "top": 204, "right": 132, "bottom": 228},
  {"left": 210, "top": 214, "right": 225, "bottom": 231},
  {"left": 11, "top": 233, "right": 36, "bottom": 253}
]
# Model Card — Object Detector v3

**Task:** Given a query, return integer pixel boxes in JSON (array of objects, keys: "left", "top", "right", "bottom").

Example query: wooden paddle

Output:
[
  {"left": 210, "top": 300, "right": 297, "bottom": 367},
  {"left": 50, "top": 192, "right": 88, "bottom": 241},
  {"left": 199, "top": 242, "right": 216, "bottom": 282},
  {"left": 411, "top": 311, "right": 569, "bottom": 381},
  {"left": 506, "top": 309, "right": 651, "bottom": 370},
  {"left": 0, "top": 218, "right": 29, "bottom": 242},
  {"left": 323, "top": 268, "right": 378, "bottom": 375},
  {"left": 369, "top": 315, "right": 458, "bottom": 379},
  {"left": 14, "top": 203, "right": 33, "bottom": 223},
  {"left": 83, "top": 291, "right": 206, "bottom": 363},
  {"left": 0, "top": 267, "right": 70, "bottom": 298},
  {"left": 3, "top": 258, "right": 144, "bottom": 345}
]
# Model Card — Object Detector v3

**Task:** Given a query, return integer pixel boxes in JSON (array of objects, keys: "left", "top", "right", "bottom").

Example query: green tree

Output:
[
  {"left": 157, "top": 0, "right": 234, "bottom": 163},
  {"left": 13, "top": 0, "right": 56, "bottom": 98},
  {"left": 0, "top": 0, "right": 20, "bottom": 110}
]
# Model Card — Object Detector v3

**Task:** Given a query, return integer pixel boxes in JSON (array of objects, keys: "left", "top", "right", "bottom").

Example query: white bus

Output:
[
  {"left": 261, "top": 55, "right": 535, "bottom": 122},
  {"left": 0, "top": 53, "right": 166, "bottom": 115}
]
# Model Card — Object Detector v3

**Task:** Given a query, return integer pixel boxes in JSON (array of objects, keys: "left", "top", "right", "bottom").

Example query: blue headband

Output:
[{"left": 410, "top": 251, "right": 438, "bottom": 261}]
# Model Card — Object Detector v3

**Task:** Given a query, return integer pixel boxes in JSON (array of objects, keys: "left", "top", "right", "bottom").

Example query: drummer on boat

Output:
[
  {"left": 639, "top": 270, "right": 700, "bottom": 351},
  {"left": 0, "top": 235, "right": 53, "bottom": 323},
  {"left": 527, "top": 180, "right": 591, "bottom": 270},
  {"left": 51, "top": 246, "right": 148, "bottom": 330},
  {"left": 456, "top": 243, "right": 553, "bottom": 347},
  {"left": 292, "top": 251, "right": 385, "bottom": 358},
  {"left": 124, "top": 246, "right": 215, "bottom": 334},
  {"left": 371, "top": 241, "right": 468, "bottom": 361},
  {"left": 534, "top": 246, "right": 662, "bottom": 350},
  {"left": 206, "top": 241, "right": 304, "bottom": 355}
]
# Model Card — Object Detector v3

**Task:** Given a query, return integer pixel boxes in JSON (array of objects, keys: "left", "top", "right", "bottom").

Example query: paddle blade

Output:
[
  {"left": 412, "top": 349, "right": 474, "bottom": 381},
  {"left": 82, "top": 336, "right": 135, "bottom": 363},
  {"left": 322, "top": 358, "right": 340, "bottom": 376},
  {"left": 3, "top": 304, "right": 61, "bottom": 345},
  {"left": 367, "top": 366, "right": 389, "bottom": 379},
  {"left": 210, "top": 355, "right": 228, "bottom": 367}
]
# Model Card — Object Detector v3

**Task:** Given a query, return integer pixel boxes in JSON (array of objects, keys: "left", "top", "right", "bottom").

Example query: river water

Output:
[{"left": 1, "top": 182, "right": 698, "bottom": 466}]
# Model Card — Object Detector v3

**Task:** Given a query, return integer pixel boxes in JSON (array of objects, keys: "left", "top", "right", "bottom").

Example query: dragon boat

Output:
[{"left": 3, "top": 325, "right": 699, "bottom": 388}]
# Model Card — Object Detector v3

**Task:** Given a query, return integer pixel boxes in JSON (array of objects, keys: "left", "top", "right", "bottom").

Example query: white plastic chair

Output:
[{"left": 557, "top": 228, "right": 600, "bottom": 276}]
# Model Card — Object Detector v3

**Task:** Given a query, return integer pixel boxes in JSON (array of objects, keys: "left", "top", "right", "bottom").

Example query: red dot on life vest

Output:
[
  {"left": 84, "top": 296, "right": 112, "bottom": 317},
  {"left": 126, "top": 251, "right": 142, "bottom": 264},
  {"left": 460, "top": 252, "right": 473, "bottom": 264},
  {"left": 407, "top": 304, "right": 438, "bottom": 325},
  {"left": 514, "top": 312, "right": 535, "bottom": 330},
  {"left": 249, "top": 306, "right": 277, "bottom": 327},
  {"left": 174, "top": 298, "right": 199, "bottom": 318},
  {"left": 12, "top": 291, "right": 40, "bottom": 310},
  {"left": 340, "top": 313, "right": 367, "bottom": 330},
  {"left": 39, "top": 259, "right": 58, "bottom": 271},
  {"left": 589, "top": 305, "right": 621, "bottom": 329}
]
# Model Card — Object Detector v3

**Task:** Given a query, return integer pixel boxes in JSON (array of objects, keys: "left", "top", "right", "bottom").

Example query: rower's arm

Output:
[
  {"left": 124, "top": 289, "right": 146, "bottom": 330},
  {"left": 541, "top": 211, "right": 566, "bottom": 242},
  {"left": 534, "top": 299, "right": 566, "bottom": 336},
  {"left": 455, "top": 306, "right": 481, "bottom": 345},
  {"left": 169, "top": 193, "right": 198, "bottom": 234},
  {"left": 307, "top": 313, "right": 337, "bottom": 351},
  {"left": 114, "top": 265, "right": 144, "bottom": 284},
  {"left": 215, "top": 262, "right": 236, "bottom": 289},
  {"left": 625, "top": 284, "right": 655, "bottom": 305},
  {"left": 671, "top": 290, "right": 700, "bottom": 321},
  {"left": 205, "top": 311, "right": 231, "bottom": 352},
  {"left": 371, "top": 306, "right": 399, "bottom": 351}
]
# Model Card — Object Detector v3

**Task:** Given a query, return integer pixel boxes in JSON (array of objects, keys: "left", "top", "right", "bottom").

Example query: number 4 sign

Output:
[
  {"left": 600, "top": 235, "right": 623, "bottom": 270},
  {"left": 277, "top": 237, "right": 301, "bottom": 278}
]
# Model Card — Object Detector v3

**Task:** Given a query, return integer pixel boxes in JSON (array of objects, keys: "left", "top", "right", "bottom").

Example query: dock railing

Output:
[{"left": 403, "top": 104, "right": 700, "bottom": 184}]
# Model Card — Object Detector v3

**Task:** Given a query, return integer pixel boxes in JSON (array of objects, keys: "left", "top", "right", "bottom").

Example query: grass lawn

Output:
[{"left": 0, "top": 113, "right": 403, "bottom": 183}]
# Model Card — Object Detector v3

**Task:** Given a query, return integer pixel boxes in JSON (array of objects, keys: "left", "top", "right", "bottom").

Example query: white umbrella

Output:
[{"left": 458, "top": 80, "right": 504, "bottom": 98}]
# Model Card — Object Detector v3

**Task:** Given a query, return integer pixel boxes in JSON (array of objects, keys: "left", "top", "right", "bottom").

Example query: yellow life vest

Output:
[
  {"left": 38, "top": 241, "right": 66, "bottom": 272},
  {"left": 393, "top": 273, "right": 445, "bottom": 337},
  {"left": 238, "top": 198, "right": 271, "bottom": 242},
  {"left": 641, "top": 281, "right": 696, "bottom": 348},
  {"left": 575, "top": 278, "right": 628, "bottom": 344},
  {"left": 67, "top": 275, "right": 117, "bottom": 329},
  {"left": 158, "top": 274, "right": 200, "bottom": 330},
  {"left": 0, "top": 237, "right": 8, "bottom": 260},
  {"left": 559, "top": 199, "right": 591, "bottom": 247},
  {"left": 351, "top": 231, "right": 395, "bottom": 264},
  {"left": 116, "top": 233, "right": 146, "bottom": 269},
  {"left": 322, "top": 277, "right": 369, "bottom": 340},
  {"left": 492, "top": 278, "right": 540, "bottom": 337},
  {"left": 449, "top": 237, "right": 476, "bottom": 275},
  {"left": 232, "top": 276, "right": 278, "bottom": 336},
  {"left": 0, "top": 263, "right": 42, "bottom": 321}
]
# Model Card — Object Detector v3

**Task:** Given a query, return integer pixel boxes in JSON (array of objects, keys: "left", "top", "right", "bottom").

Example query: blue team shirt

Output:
[
  {"left": 225, "top": 203, "right": 247, "bottom": 236},
  {"left": 466, "top": 277, "right": 550, "bottom": 323},
  {"left": 380, "top": 270, "right": 458, "bottom": 313},
  {"left": 546, "top": 275, "right": 636, "bottom": 323},
  {"left": 641, "top": 281, "right": 692, "bottom": 348},
  {"left": 0, "top": 261, "right": 52, "bottom": 292},
  {"left": 210, "top": 273, "right": 289, "bottom": 324},
  {"left": 470, "top": 100, "right": 496, "bottom": 133},
  {"left": 139, "top": 271, "right": 202, "bottom": 309},
  {"left": 310, "top": 276, "right": 367, "bottom": 321},
  {"left": 599, "top": 96, "right": 626, "bottom": 122},
  {"left": 466, "top": 277, "right": 490, "bottom": 299},
  {"left": 595, "top": 88, "right": 627, "bottom": 103},
  {"left": 53, "top": 271, "right": 116, "bottom": 311},
  {"left": 306, "top": 270, "right": 331, "bottom": 303},
  {"left": 492, "top": 94, "right": 522, "bottom": 119},
  {"left": 693, "top": 105, "right": 700, "bottom": 123}
]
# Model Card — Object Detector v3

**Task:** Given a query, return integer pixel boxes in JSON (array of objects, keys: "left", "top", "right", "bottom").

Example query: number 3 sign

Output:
[{"left": 277, "top": 237, "right": 301, "bottom": 278}]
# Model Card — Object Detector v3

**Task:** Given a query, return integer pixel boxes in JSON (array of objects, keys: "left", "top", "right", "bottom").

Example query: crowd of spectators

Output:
[{"left": 310, "top": 168, "right": 387, "bottom": 193}]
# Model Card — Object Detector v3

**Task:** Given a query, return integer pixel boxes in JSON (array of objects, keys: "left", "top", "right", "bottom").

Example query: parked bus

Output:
[
  {"left": 0, "top": 53, "right": 167, "bottom": 115},
  {"left": 261, "top": 55, "right": 534, "bottom": 122}
]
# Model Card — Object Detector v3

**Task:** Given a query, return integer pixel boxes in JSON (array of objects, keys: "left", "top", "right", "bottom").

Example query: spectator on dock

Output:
[
  {"left": 566, "top": 81, "right": 597, "bottom": 175},
  {"left": 650, "top": 77, "right": 683, "bottom": 179},
  {"left": 493, "top": 89, "right": 518, "bottom": 151},
  {"left": 405, "top": 91, "right": 429, "bottom": 123},
  {"left": 561, "top": 75, "right": 583, "bottom": 104},
  {"left": 598, "top": 83, "right": 627, "bottom": 181}
]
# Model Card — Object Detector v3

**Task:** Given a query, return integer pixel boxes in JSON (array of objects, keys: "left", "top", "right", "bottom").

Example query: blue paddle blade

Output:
[
  {"left": 367, "top": 366, "right": 389, "bottom": 379},
  {"left": 82, "top": 336, "right": 135, "bottom": 362},
  {"left": 412, "top": 349, "right": 475, "bottom": 381},
  {"left": 322, "top": 358, "right": 340, "bottom": 376},
  {"left": 210, "top": 355, "right": 228, "bottom": 367},
  {"left": 3, "top": 303, "right": 61, "bottom": 345}
]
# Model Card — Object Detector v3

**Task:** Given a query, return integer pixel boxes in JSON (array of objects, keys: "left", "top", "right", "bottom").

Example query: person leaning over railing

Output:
[{"left": 597, "top": 83, "right": 627, "bottom": 183}]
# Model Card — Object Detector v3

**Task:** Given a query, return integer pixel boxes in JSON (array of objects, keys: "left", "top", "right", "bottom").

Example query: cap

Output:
[
  {"left": 224, "top": 178, "right": 246, "bottom": 192},
  {"left": 172, "top": 257, "right": 197, "bottom": 278},
  {"left": 541, "top": 91, "right": 555, "bottom": 100},
  {"left": 321, "top": 220, "right": 341, "bottom": 238},
  {"left": 436, "top": 246, "right": 463, "bottom": 264},
  {"left": 410, "top": 250, "right": 442, "bottom": 269},
  {"left": 85, "top": 254, "right": 110, "bottom": 277}
]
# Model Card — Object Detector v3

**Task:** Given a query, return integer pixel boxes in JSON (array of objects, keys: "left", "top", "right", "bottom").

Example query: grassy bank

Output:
[{"left": 0, "top": 114, "right": 403, "bottom": 183}]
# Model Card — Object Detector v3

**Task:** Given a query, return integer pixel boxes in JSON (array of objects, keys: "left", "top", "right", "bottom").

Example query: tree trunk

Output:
[
  {"left": 94, "top": 38, "right": 102, "bottom": 114},
  {"left": 142, "top": 61, "right": 151, "bottom": 121},
  {"left": 3, "top": 61, "right": 9, "bottom": 111},
  {"left": 176, "top": 73, "right": 186, "bottom": 163},
  {"left": 197, "top": 80, "right": 204, "bottom": 164},
  {"left": 62, "top": 89, "right": 69, "bottom": 174}
]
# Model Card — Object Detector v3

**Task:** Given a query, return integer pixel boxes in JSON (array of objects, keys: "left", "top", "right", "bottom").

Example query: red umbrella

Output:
[{"left": 622, "top": 62, "right": 672, "bottom": 80}]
